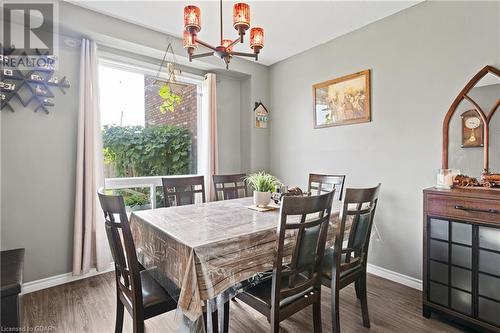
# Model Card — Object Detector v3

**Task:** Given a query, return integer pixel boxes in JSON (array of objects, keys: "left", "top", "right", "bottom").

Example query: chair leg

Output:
[
  {"left": 331, "top": 278, "right": 340, "bottom": 333},
  {"left": 354, "top": 279, "right": 361, "bottom": 300},
  {"left": 114, "top": 301, "right": 124, "bottom": 333},
  {"left": 313, "top": 295, "right": 322, "bottom": 333},
  {"left": 132, "top": 316, "right": 144, "bottom": 333},
  {"left": 359, "top": 275, "right": 370, "bottom": 328},
  {"left": 270, "top": 308, "right": 280, "bottom": 333}
]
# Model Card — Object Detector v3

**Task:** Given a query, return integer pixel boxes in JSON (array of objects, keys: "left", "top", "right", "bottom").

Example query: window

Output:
[
  {"left": 99, "top": 59, "right": 202, "bottom": 179},
  {"left": 99, "top": 57, "right": 203, "bottom": 210}
]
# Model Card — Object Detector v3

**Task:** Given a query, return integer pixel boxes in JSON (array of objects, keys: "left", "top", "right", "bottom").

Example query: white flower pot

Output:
[{"left": 253, "top": 191, "right": 271, "bottom": 207}]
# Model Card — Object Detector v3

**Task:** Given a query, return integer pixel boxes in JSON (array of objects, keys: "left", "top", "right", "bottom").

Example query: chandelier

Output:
[{"left": 183, "top": 0, "right": 264, "bottom": 69}]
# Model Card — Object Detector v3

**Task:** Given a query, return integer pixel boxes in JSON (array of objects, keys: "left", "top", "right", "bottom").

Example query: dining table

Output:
[{"left": 129, "top": 196, "right": 345, "bottom": 333}]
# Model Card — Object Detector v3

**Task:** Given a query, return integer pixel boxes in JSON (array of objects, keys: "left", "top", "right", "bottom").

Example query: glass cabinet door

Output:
[
  {"left": 428, "top": 218, "right": 450, "bottom": 307},
  {"left": 478, "top": 226, "right": 500, "bottom": 326},
  {"left": 427, "top": 218, "right": 500, "bottom": 327},
  {"left": 450, "top": 222, "right": 472, "bottom": 315}
]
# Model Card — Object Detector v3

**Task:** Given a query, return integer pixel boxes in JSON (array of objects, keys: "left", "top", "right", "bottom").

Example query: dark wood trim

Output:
[{"left": 487, "top": 99, "right": 500, "bottom": 124}]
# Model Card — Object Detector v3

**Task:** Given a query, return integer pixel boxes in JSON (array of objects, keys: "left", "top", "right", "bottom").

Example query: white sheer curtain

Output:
[
  {"left": 73, "top": 39, "right": 111, "bottom": 275},
  {"left": 199, "top": 73, "right": 218, "bottom": 201}
]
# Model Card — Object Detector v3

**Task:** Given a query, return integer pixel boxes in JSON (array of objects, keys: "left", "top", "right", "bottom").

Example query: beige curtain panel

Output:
[
  {"left": 200, "top": 73, "right": 218, "bottom": 201},
  {"left": 72, "top": 39, "right": 111, "bottom": 275}
]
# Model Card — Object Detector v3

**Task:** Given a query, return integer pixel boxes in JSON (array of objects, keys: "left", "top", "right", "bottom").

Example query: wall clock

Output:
[{"left": 461, "top": 109, "right": 484, "bottom": 148}]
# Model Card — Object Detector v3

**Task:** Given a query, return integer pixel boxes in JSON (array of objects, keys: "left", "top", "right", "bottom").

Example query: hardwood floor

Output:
[{"left": 22, "top": 272, "right": 468, "bottom": 332}]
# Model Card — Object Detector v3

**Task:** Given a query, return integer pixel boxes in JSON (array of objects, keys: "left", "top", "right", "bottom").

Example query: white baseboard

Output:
[
  {"left": 367, "top": 263, "right": 422, "bottom": 291},
  {"left": 22, "top": 264, "right": 114, "bottom": 295},
  {"left": 23, "top": 263, "right": 422, "bottom": 294}
]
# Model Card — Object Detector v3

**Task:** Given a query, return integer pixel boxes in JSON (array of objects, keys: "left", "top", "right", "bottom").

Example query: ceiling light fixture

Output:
[{"left": 183, "top": 0, "right": 264, "bottom": 69}]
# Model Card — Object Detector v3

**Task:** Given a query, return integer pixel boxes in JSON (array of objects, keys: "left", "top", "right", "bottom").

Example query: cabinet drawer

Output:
[{"left": 426, "top": 194, "right": 500, "bottom": 224}]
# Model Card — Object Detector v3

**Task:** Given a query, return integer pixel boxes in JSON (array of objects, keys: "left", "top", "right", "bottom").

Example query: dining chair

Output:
[
  {"left": 236, "top": 191, "right": 336, "bottom": 333},
  {"left": 97, "top": 189, "right": 177, "bottom": 333},
  {"left": 212, "top": 173, "right": 248, "bottom": 201},
  {"left": 308, "top": 173, "right": 346, "bottom": 201},
  {"left": 161, "top": 175, "right": 206, "bottom": 207},
  {"left": 321, "top": 184, "right": 381, "bottom": 333}
]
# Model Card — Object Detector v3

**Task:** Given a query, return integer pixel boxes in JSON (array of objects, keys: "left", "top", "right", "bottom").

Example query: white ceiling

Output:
[{"left": 71, "top": 1, "right": 421, "bottom": 66}]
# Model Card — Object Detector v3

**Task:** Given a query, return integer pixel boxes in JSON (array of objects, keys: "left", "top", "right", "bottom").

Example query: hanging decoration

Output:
[
  {"left": 154, "top": 42, "right": 187, "bottom": 113},
  {"left": 0, "top": 46, "right": 70, "bottom": 114},
  {"left": 254, "top": 101, "right": 269, "bottom": 129},
  {"left": 183, "top": 0, "right": 265, "bottom": 69}
]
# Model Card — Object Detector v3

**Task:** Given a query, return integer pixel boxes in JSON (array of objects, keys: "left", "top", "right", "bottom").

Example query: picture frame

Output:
[{"left": 313, "top": 69, "right": 371, "bottom": 128}]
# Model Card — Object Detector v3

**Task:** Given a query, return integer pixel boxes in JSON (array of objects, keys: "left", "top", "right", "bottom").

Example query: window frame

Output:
[{"left": 98, "top": 51, "right": 205, "bottom": 198}]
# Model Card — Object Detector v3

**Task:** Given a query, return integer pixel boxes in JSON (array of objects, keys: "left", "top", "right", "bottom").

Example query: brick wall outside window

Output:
[{"left": 144, "top": 75, "right": 198, "bottom": 173}]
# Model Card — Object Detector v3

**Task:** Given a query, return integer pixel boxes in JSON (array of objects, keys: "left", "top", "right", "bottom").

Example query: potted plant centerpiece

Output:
[{"left": 246, "top": 172, "right": 281, "bottom": 207}]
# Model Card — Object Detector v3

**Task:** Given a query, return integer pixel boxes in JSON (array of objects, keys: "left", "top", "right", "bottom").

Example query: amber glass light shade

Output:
[
  {"left": 250, "top": 27, "right": 264, "bottom": 49},
  {"left": 183, "top": 31, "right": 197, "bottom": 49},
  {"left": 233, "top": 3, "right": 250, "bottom": 30},
  {"left": 184, "top": 6, "right": 201, "bottom": 33},
  {"left": 222, "top": 39, "right": 233, "bottom": 52},
  {"left": 221, "top": 39, "right": 234, "bottom": 52}
]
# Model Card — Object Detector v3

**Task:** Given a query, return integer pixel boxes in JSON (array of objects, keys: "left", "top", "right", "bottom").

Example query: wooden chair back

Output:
[
  {"left": 97, "top": 188, "right": 142, "bottom": 314},
  {"left": 212, "top": 174, "right": 248, "bottom": 201},
  {"left": 308, "top": 173, "right": 346, "bottom": 201},
  {"left": 272, "top": 191, "right": 335, "bottom": 311},
  {"left": 332, "top": 184, "right": 381, "bottom": 279},
  {"left": 161, "top": 176, "right": 206, "bottom": 207}
]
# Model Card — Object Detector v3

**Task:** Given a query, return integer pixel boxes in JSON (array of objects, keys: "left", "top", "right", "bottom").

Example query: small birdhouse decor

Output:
[{"left": 254, "top": 101, "right": 269, "bottom": 129}]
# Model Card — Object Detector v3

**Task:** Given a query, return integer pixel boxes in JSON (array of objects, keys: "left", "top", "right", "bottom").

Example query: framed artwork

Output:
[
  {"left": 254, "top": 101, "right": 269, "bottom": 129},
  {"left": 313, "top": 69, "right": 371, "bottom": 128}
]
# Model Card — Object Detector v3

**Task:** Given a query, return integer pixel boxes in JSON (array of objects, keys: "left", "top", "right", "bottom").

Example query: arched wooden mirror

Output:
[{"left": 443, "top": 65, "right": 500, "bottom": 179}]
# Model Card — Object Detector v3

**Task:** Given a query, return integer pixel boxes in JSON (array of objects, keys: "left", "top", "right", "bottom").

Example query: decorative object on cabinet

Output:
[
  {"left": 453, "top": 174, "right": 480, "bottom": 187},
  {"left": 254, "top": 101, "right": 269, "bottom": 129},
  {"left": 461, "top": 110, "right": 484, "bottom": 147},
  {"left": 437, "top": 169, "right": 461, "bottom": 189},
  {"left": 0, "top": 47, "right": 70, "bottom": 114},
  {"left": 442, "top": 65, "right": 500, "bottom": 178},
  {"left": 482, "top": 173, "right": 500, "bottom": 188},
  {"left": 423, "top": 188, "right": 500, "bottom": 333},
  {"left": 313, "top": 69, "right": 371, "bottom": 128}
]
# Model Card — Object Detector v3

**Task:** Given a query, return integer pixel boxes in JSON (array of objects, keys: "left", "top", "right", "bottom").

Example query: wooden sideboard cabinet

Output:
[{"left": 423, "top": 187, "right": 500, "bottom": 333}]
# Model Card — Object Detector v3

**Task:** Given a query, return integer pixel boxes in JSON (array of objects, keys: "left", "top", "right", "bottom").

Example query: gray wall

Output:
[
  {"left": 269, "top": 1, "right": 500, "bottom": 280},
  {"left": 1, "top": 3, "right": 268, "bottom": 282},
  {"left": 217, "top": 75, "right": 243, "bottom": 174},
  {"left": 1, "top": 40, "right": 81, "bottom": 281}
]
